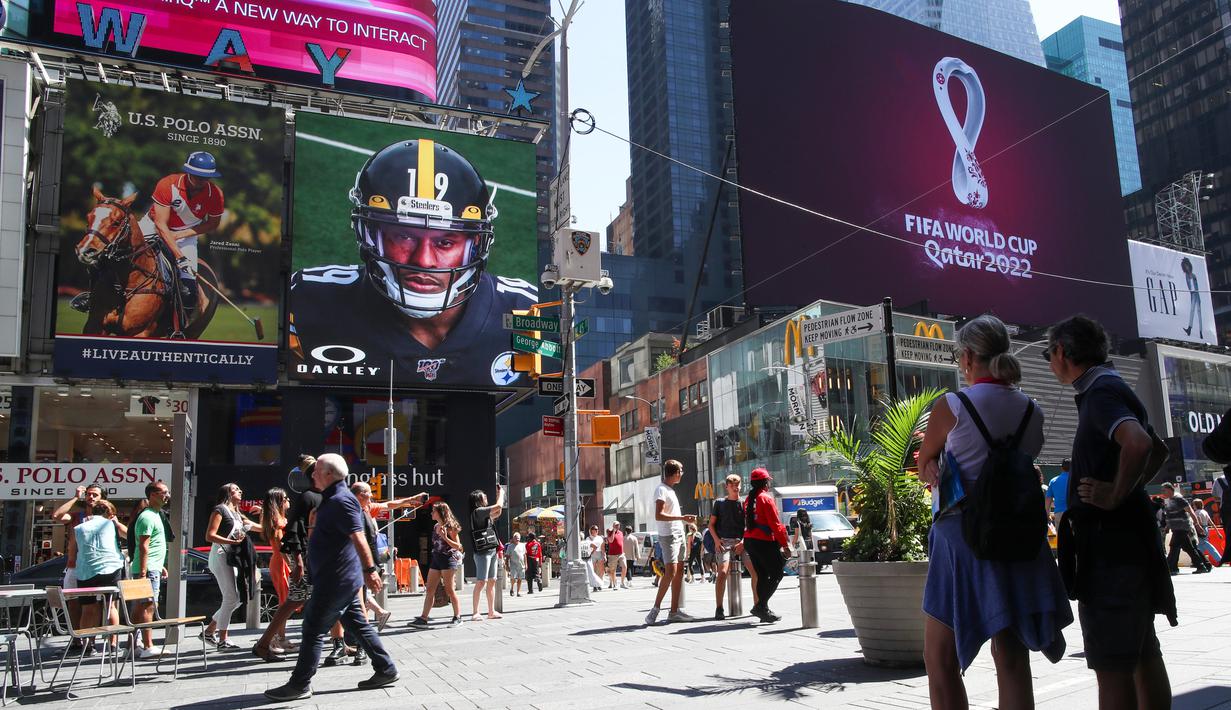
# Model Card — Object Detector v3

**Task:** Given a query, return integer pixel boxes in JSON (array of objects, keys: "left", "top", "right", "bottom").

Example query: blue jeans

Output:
[{"left": 289, "top": 584, "right": 395, "bottom": 688}]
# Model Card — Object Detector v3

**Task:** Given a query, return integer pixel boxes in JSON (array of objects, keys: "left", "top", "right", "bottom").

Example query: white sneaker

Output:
[
  {"left": 644, "top": 607, "right": 660, "bottom": 626},
  {"left": 667, "top": 610, "right": 697, "bottom": 623},
  {"left": 136, "top": 645, "right": 163, "bottom": 659}
]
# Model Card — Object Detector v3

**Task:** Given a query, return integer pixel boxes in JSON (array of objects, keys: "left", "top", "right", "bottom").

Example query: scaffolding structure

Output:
[{"left": 1155, "top": 170, "right": 1210, "bottom": 252}]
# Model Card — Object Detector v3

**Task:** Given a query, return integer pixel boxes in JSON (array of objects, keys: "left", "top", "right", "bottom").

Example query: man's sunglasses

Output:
[{"left": 1041, "top": 344, "right": 1057, "bottom": 362}]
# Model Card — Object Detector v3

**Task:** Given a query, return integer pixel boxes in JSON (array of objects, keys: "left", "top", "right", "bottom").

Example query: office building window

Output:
[{"left": 680, "top": 388, "right": 689, "bottom": 412}]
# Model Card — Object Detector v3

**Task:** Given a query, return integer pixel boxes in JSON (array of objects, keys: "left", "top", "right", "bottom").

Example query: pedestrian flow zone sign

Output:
[
  {"left": 801, "top": 306, "right": 884, "bottom": 347},
  {"left": 894, "top": 334, "right": 957, "bottom": 367}
]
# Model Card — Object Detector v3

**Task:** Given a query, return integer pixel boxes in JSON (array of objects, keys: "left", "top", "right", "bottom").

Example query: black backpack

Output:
[{"left": 956, "top": 392, "right": 1047, "bottom": 562}]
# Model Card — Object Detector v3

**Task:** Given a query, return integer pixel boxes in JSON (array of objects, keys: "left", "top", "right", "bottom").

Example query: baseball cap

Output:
[{"left": 750, "top": 468, "right": 771, "bottom": 482}]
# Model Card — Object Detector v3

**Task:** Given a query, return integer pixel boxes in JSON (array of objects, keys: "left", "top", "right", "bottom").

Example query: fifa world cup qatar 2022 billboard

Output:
[
  {"left": 730, "top": 1, "right": 1135, "bottom": 336},
  {"left": 288, "top": 112, "right": 539, "bottom": 390},
  {"left": 0, "top": 0, "right": 436, "bottom": 102}
]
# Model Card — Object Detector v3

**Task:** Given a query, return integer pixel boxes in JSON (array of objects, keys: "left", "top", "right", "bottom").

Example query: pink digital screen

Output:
[{"left": 38, "top": 0, "right": 436, "bottom": 101}]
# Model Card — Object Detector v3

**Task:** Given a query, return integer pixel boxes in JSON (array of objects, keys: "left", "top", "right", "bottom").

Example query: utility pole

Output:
[{"left": 557, "top": 283, "right": 590, "bottom": 606}]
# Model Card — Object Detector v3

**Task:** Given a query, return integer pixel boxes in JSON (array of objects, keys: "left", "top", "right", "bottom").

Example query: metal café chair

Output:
[
  {"left": 0, "top": 584, "right": 37, "bottom": 705},
  {"left": 116, "top": 578, "right": 209, "bottom": 679},
  {"left": 45, "top": 587, "right": 135, "bottom": 700}
]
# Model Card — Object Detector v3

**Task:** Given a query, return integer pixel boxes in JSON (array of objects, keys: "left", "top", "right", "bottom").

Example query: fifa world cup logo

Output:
[{"left": 933, "top": 58, "right": 987, "bottom": 209}]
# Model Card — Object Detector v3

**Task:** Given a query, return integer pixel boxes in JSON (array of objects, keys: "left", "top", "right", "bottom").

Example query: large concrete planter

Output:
[{"left": 832, "top": 559, "right": 929, "bottom": 668}]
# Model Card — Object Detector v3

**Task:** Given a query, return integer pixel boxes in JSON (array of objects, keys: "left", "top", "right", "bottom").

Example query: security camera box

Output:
[{"left": 551, "top": 228, "right": 601, "bottom": 284}]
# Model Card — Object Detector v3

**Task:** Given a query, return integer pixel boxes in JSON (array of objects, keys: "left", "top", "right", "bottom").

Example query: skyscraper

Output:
[
  {"left": 1042, "top": 17, "right": 1142, "bottom": 195},
  {"left": 1120, "top": 0, "right": 1230, "bottom": 339},
  {"left": 436, "top": 0, "right": 556, "bottom": 240},
  {"left": 623, "top": 0, "right": 743, "bottom": 337},
  {"left": 844, "top": 0, "right": 1047, "bottom": 66}
]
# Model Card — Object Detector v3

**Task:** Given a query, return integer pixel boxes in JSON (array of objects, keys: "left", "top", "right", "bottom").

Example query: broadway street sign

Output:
[{"left": 503, "top": 313, "right": 561, "bottom": 334}]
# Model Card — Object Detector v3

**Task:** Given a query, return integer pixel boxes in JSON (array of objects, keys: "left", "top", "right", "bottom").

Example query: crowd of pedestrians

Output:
[{"left": 41, "top": 313, "right": 1228, "bottom": 710}]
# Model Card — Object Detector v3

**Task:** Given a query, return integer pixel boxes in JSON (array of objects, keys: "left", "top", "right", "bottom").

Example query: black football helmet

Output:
[{"left": 350, "top": 138, "right": 496, "bottom": 317}]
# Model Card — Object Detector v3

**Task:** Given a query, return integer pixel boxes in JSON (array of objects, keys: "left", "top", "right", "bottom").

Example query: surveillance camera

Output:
[
  {"left": 540, "top": 265, "right": 559, "bottom": 290},
  {"left": 597, "top": 275, "right": 614, "bottom": 296}
]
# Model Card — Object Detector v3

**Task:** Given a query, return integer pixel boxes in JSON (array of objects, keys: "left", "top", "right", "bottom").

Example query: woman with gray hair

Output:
[{"left": 915, "top": 314, "right": 1072, "bottom": 708}]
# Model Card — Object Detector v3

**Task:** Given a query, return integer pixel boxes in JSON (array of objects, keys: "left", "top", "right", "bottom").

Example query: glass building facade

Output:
[
  {"left": 1042, "top": 17, "right": 1142, "bottom": 196},
  {"left": 844, "top": 0, "right": 1047, "bottom": 66},
  {"left": 1120, "top": 0, "right": 1231, "bottom": 341},
  {"left": 624, "top": 0, "right": 743, "bottom": 337},
  {"left": 707, "top": 301, "right": 959, "bottom": 487},
  {"left": 436, "top": 0, "right": 556, "bottom": 240}
]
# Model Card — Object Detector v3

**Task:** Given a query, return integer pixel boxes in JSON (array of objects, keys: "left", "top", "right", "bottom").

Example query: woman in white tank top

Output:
[{"left": 916, "top": 315, "right": 1073, "bottom": 709}]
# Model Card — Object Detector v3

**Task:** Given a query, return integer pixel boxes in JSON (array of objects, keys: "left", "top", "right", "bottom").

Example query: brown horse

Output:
[{"left": 74, "top": 187, "right": 218, "bottom": 338}]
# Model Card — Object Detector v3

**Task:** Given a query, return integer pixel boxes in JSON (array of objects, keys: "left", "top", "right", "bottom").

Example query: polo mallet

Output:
[{"left": 199, "top": 277, "right": 265, "bottom": 340}]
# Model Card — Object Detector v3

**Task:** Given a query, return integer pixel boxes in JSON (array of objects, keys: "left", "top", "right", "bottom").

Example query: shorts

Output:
[
  {"left": 659, "top": 533, "right": 686, "bottom": 564},
  {"left": 144, "top": 570, "right": 162, "bottom": 600},
  {"left": 1077, "top": 561, "right": 1164, "bottom": 672},
  {"left": 606, "top": 553, "right": 626, "bottom": 569},
  {"left": 473, "top": 550, "right": 499, "bottom": 581},
  {"left": 63, "top": 567, "right": 78, "bottom": 589},
  {"left": 715, "top": 538, "right": 743, "bottom": 564},
  {"left": 76, "top": 570, "right": 122, "bottom": 603},
  {"left": 430, "top": 552, "right": 463, "bottom": 572}
]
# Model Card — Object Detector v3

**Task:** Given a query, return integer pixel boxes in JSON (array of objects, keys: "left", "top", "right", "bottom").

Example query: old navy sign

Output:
[
  {"left": 3, "top": 0, "right": 438, "bottom": 102},
  {"left": 0, "top": 462, "right": 171, "bottom": 500}
]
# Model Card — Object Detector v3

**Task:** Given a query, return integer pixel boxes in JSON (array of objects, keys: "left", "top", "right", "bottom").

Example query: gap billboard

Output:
[
  {"left": 730, "top": 1, "right": 1134, "bottom": 335},
  {"left": 0, "top": 0, "right": 436, "bottom": 102},
  {"left": 52, "top": 81, "right": 284, "bottom": 383},
  {"left": 1127, "top": 241, "right": 1216, "bottom": 345},
  {"left": 288, "top": 112, "right": 539, "bottom": 389}
]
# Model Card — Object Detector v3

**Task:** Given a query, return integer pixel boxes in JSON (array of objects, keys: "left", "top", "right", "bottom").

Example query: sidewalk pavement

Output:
[{"left": 33, "top": 568, "right": 1231, "bottom": 709}]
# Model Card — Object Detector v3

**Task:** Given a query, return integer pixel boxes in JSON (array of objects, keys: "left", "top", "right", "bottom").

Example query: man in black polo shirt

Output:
[
  {"left": 265, "top": 453, "right": 398, "bottom": 700},
  {"left": 1046, "top": 315, "right": 1175, "bottom": 709}
]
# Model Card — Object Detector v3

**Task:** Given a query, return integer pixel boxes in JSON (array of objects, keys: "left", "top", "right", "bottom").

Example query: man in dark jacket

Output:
[
  {"left": 265, "top": 454, "right": 397, "bottom": 700},
  {"left": 1046, "top": 315, "right": 1174, "bottom": 710}
]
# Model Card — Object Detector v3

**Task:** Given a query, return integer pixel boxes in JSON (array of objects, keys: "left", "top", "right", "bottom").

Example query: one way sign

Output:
[{"left": 537, "top": 377, "right": 596, "bottom": 398}]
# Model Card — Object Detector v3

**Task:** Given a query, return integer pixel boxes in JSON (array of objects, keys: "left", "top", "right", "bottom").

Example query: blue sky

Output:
[{"left": 551, "top": 0, "right": 1123, "bottom": 237}]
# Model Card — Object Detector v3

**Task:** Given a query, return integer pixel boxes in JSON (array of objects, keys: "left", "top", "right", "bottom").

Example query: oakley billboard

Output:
[
  {"left": 730, "top": 1, "right": 1134, "bottom": 336},
  {"left": 288, "top": 112, "right": 539, "bottom": 390},
  {"left": 0, "top": 0, "right": 436, "bottom": 102}
]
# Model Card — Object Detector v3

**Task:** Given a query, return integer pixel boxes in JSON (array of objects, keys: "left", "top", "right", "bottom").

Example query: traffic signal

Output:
[
  {"left": 371, "top": 473, "right": 384, "bottom": 500},
  {"left": 511, "top": 308, "right": 543, "bottom": 379}
]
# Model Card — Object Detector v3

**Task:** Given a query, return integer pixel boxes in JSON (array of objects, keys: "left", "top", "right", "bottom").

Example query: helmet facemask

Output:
[{"left": 353, "top": 207, "right": 494, "bottom": 318}]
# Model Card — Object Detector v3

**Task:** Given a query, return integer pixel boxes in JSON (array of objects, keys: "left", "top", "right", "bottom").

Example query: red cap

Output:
[{"left": 750, "top": 468, "right": 771, "bottom": 482}]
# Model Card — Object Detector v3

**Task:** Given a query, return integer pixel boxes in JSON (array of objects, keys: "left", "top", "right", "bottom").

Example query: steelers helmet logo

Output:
[
  {"left": 461, "top": 205, "right": 483, "bottom": 220},
  {"left": 368, "top": 195, "right": 390, "bottom": 208}
]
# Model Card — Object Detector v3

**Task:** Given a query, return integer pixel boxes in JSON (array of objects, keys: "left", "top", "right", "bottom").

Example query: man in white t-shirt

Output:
[
  {"left": 645, "top": 460, "right": 697, "bottom": 625},
  {"left": 624, "top": 530, "right": 640, "bottom": 586},
  {"left": 584, "top": 526, "right": 606, "bottom": 591}
]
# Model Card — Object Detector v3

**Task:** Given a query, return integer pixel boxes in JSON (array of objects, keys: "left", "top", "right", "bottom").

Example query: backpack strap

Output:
[
  {"left": 955, "top": 392, "right": 996, "bottom": 447},
  {"left": 955, "top": 391, "right": 1035, "bottom": 449},
  {"left": 1009, "top": 399, "right": 1037, "bottom": 449}
]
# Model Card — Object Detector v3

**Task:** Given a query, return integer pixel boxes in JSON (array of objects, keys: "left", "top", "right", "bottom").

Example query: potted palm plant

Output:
[{"left": 809, "top": 389, "right": 944, "bottom": 667}]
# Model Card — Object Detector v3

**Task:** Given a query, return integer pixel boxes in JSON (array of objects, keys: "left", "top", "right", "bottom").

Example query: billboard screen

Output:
[
  {"left": 1127, "top": 241, "right": 1216, "bottom": 344},
  {"left": 1, "top": 0, "right": 436, "bottom": 102},
  {"left": 730, "top": 1, "right": 1134, "bottom": 335},
  {"left": 52, "top": 81, "right": 284, "bottom": 383},
  {"left": 288, "top": 112, "right": 539, "bottom": 389}
]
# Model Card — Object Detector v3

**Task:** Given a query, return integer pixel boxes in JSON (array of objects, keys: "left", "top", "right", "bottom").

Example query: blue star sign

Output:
[{"left": 505, "top": 79, "right": 540, "bottom": 114}]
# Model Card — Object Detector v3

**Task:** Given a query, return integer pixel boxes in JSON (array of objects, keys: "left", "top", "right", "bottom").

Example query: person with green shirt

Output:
[{"left": 131, "top": 481, "right": 170, "bottom": 658}]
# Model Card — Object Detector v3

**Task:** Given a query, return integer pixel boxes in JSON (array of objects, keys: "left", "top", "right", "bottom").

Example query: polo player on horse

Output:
[{"left": 73, "top": 151, "right": 225, "bottom": 334}]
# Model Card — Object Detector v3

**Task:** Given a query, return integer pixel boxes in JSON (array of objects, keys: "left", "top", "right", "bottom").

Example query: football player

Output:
[{"left": 290, "top": 138, "right": 538, "bottom": 386}]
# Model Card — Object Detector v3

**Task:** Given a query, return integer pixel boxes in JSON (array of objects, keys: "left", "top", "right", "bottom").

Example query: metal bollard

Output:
[
  {"left": 455, "top": 569, "right": 463, "bottom": 591},
  {"left": 542, "top": 557, "right": 552, "bottom": 588},
  {"left": 798, "top": 548, "right": 819, "bottom": 628},
  {"left": 726, "top": 557, "right": 744, "bottom": 617},
  {"left": 495, "top": 563, "right": 505, "bottom": 613},
  {"left": 408, "top": 560, "right": 420, "bottom": 594},
  {"left": 377, "top": 567, "right": 390, "bottom": 607}
]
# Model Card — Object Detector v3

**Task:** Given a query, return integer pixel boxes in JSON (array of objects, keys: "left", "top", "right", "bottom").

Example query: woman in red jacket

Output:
[
  {"left": 524, "top": 532, "right": 544, "bottom": 594},
  {"left": 743, "top": 468, "right": 790, "bottom": 622}
]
